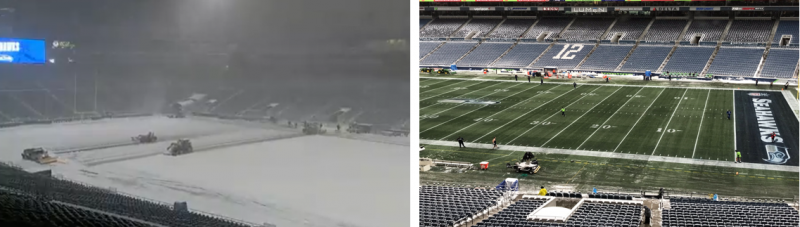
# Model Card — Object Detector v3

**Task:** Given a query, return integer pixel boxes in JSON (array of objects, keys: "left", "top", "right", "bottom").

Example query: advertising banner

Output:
[{"left": 0, "top": 38, "right": 46, "bottom": 64}]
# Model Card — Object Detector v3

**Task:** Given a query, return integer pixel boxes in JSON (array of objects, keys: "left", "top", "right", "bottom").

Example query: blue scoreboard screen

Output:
[{"left": 0, "top": 38, "right": 46, "bottom": 64}]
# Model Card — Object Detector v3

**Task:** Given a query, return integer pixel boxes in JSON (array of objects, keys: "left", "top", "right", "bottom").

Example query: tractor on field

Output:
[
  {"left": 302, "top": 122, "right": 326, "bottom": 135},
  {"left": 132, "top": 132, "right": 158, "bottom": 143},
  {"left": 437, "top": 68, "right": 451, "bottom": 74},
  {"left": 507, "top": 152, "right": 540, "bottom": 174},
  {"left": 21, "top": 148, "right": 58, "bottom": 164},
  {"left": 421, "top": 68, "right": 433, "bottom": 73},
  {"left": 167, "top": 139, "right": 193, "bottom": 156},
  {"left": 347, "top": 123, "right": 372, "bottom": 134}
]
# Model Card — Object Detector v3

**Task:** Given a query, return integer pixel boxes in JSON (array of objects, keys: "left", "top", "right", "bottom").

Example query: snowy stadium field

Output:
[
  {"left": 419, "top": 77, "right": 798, "bottom": 198},
  {"left": 0, "top": 116, "right": 409, "bottom": 227}
]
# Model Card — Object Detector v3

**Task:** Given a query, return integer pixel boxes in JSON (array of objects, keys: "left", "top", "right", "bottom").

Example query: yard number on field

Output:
[
  {"left": 657, "top": 128, "right": 681, "bottom": 133},
  {"left": 530, "top": 121, "right": 553, "bottom": 125},
  {"left": 420, "top": 85, "right": 429, "bottom": 88},
  {"left": 494, "top": 89, "right": 509, "bottom": 92},
  {"left": 674, "top": 97, "right": 688, "bottom": 100},
  {"left": 581, "top": 93, "right": 597, "bottom": 96},
  {"left": 453, "top": 87, "right": 467, "bottom": 90},
  {"left": 626, "top": 95, "right": 644, "bottom": 98},
  {"left": 552, "top": 44, "right": 585, "bottom": 60},
  {"left": 590, "top": 124, "right": 613, "bottom": 129},
  {"left": 421, "top": 114, "right": 439, "bottom": 119},
  {"left": 474, "top": 117, "right": 495, "bottom": 122}
]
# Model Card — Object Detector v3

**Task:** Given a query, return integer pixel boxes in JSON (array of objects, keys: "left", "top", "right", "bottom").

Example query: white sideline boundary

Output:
[
  {"left": 691, "top": 90, "right": 711, "bottom": 159},
  {"left": 651, "top": 89, "right": 688, "bottom": 156},
  {"left": 421, "top": 83, "right": 528, "bottom": 134},
  {"left": 419, "top": 139, "right": 799, "bottom": 172},
  {"left": 577, "top": 87, "right": 644, "bottom": 150},
  {"left": 780, "top": 90, "right": 800, "bottom": 121},
  {"left": 420, "top": 76, "right": 788, "bottom": 91}
]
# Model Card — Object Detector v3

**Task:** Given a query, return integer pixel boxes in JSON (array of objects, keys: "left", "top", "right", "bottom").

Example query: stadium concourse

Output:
[{"left": 419, "top": 2, "right": 799, "bottom": 227}]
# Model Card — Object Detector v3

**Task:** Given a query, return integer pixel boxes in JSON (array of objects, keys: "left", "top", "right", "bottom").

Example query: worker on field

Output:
[
  {"left": 573, "top": 82, "right": 577, "bottom": 89},
  {"left": 540, "top": 77, "right": 544, "bottom": 85},
  {"left": 771, "top": 132, "right": 777, "bottom": 143},
  {"left": 457, "top": 136, "right": 466, "bottom": 148},
  {"left": 492, "top": 137, "right": 498, "bottom": 149},
  {"left": 561, "top": 107, "right": 566, "bottom": 117},
  {"left": 727, "top": 110, "right": 731, "bottom": 120},
  {"left": 785, "top": 82, "right": 790, "bottom": 90},
  {"left": 528, "top": 75, "right": 531, "bottom": 83},
  {"left": 337, "top": 124, "right": 341, "bottom": 132},
  {"left": 539, "top": 186, "right": 547, "bottom": 196},
  {"left": 515, "top": 74, "right": 518, "bottom": 81},
  {"left": 736, "top": 150, "right": 742, "bottom": 163}
]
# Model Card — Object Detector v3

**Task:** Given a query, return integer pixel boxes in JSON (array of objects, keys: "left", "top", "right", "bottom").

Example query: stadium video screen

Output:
[{"left": 0, "top": 38, "right": 47, "bottom": 64}]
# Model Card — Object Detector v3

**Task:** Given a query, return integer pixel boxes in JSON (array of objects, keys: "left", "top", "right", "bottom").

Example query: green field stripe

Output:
[
  {"left": 420, "top": 80, "right": 493, "bottom": 101},
  {"left": 615, "top": 88, "right": 684, "bottom": 153},
  {"left": 437, "top": 84, "right": 562, "bottom": 141},
  {"left": 654, "top": 89, "right": 709, "bottom": 158},
  {"left": 575, "top": 87, "right": 645, "bottom": 150},
  {"left": 420, "top": 81, "right": 500, "bottom": 109},
  {"left": 420, "top": 83, "right": 525, "bottom": 133},
  {"left": 420, "top": 78, "right": 471, "bottom": 94},
  {"left": 503, "top": 86, "right": 606, "bottom": 146},
  {"left": 692, "top": 90, "right": 712, "bottom": 159},
  {"left": 421, "top": 83, "right": 547, "bottom": 138},
  {"left": 420, "top": 81, "right": 506, "bottom": 110},
  {"left": 694, "top": 90, "right": 735, "bottom": 161},
  {"left": 651, "top": 88, "right": 690, "bottom": 155},
  {"left": 472, "top": 85, "right": 591, "bottom": 143},
  {"left": 540, "top": 86, "right": 627, "bottom": 148},
  {"left": 459, "top": 85, "right": 575, "bottom": 144},
  {"left": 578, "top": 88, "right": 664, "bottom": 152}
]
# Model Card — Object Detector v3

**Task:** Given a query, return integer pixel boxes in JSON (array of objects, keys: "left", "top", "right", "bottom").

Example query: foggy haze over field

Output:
[{"left": 0, "top": 0, "right": 409, "bottom": 126}]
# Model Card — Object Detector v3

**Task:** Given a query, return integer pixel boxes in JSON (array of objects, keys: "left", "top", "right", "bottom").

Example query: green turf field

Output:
[
  {"left": 421, "top": 78, "right": 735, "bottom": 161},
  {"left": 419, "top": 76, "right": 798, "bottom": 199}
]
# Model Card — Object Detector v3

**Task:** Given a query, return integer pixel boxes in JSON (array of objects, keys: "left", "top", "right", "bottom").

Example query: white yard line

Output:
[
  {"left": 436, "top": 84, "right": 555, "bottom": 140},
  {"left": 576, "top": 87, "right": 644, "bottom": 150},
  {"left": 420, "top": 79, "right": 470, "bottom": 94},
  {"left": 421, "top": 83, "right": 533, "bottom": 134},
  {"left": 472, "top": 84, "right": 578, "bottom": 143},
  {"left": 651, "top": 89, "right": 689, "bottom": 156},
  {"left": 420, "top": 82, "right": 507, "bottom": 111},
  {"left": 420, "top": 81, "right": 491, "bottom": 102},
  {"left": 691, "top": 90, "right": 711, "bottom": 159},
  {"left": 540, "top": 86, "right": 624, "bottom": 147},
  {"left": 613, "top": 88, "right": 666, "bottom": 152},
  {"left": 506, "top": 86, "right": 604, "bottom": 145}
]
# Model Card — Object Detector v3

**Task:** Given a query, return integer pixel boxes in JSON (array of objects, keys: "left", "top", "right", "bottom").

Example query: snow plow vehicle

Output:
[
  {"left": 347, "top": 123, "right": 372, "bottom": 134},
  {"left": 131, "top": 132, "right": 158, "bottom": 143},
  {"left": 167, "top": 139, "right": 193, "bottom": 156},
  {"left": 507, "top": 152, "right": 540, "bottom": 174},
  {"left": 21, "top": 148, "right": 58, "bottom": 164},
  {"left": 302, "top": 122, "right": 326, "bottom": 135}
]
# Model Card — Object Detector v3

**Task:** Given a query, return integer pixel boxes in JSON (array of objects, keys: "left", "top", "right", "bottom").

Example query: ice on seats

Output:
[
  {"left": 683, "top": 20, "right": 727, "bottom": 43},
  {"left": 604, "top": 18, "right": 651, "bottom": 41},
  {"left": 725, "top": 20, "right": 773, "bottom": 44},
  {"left": 522, "top": 18, "right": 572, "bottom": 40},
  {"left": 558, "top": 18, "right": 614, "bottom": 41}
]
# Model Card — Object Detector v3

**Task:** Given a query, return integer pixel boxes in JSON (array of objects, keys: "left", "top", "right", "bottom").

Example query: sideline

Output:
[{"left": 419, "top": 139, "right": 798, "bottom": 172}]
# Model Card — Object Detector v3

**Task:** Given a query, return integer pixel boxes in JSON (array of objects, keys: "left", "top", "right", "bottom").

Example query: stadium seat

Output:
[
  {"left": 488, "top": 19, "right": 537, "bottom": 39},
  {"left": 456, "top": 42, "right": 513, "bottom": 67},
  {"left": 643, "top": 20, "right": 688, "bottom": 42},
  {"left": 725, "top": 20, "right": 773, "bottom": 44},
  {"left": 523, "top": 18, "right": 573, "bottom": 40},
  {"left": 579, "top": 45, "right": 634, "bottom": 71},
  {"left": 706, "top": 47, "right": 765, "bottom": 76},
  {"left": 760, "top": 47, "right": 799, "bottom": 78},
  {"left": 420, "top": 19, "right": 469, "bottom": 38},
  {"left": 420, "top": 42, "right": 478, "bottom": 66},
  {"left": 683, "top": 20, "right": 728, "bottom": 43},
  {"left": 662, "top": 46, "right": 715, "bottom": 74},
  {"left": 492, "top": 43, "right": 550, "bottom": 68},
  {"left": 452, "top": 19, "right": 502, "bottom": 39}
]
